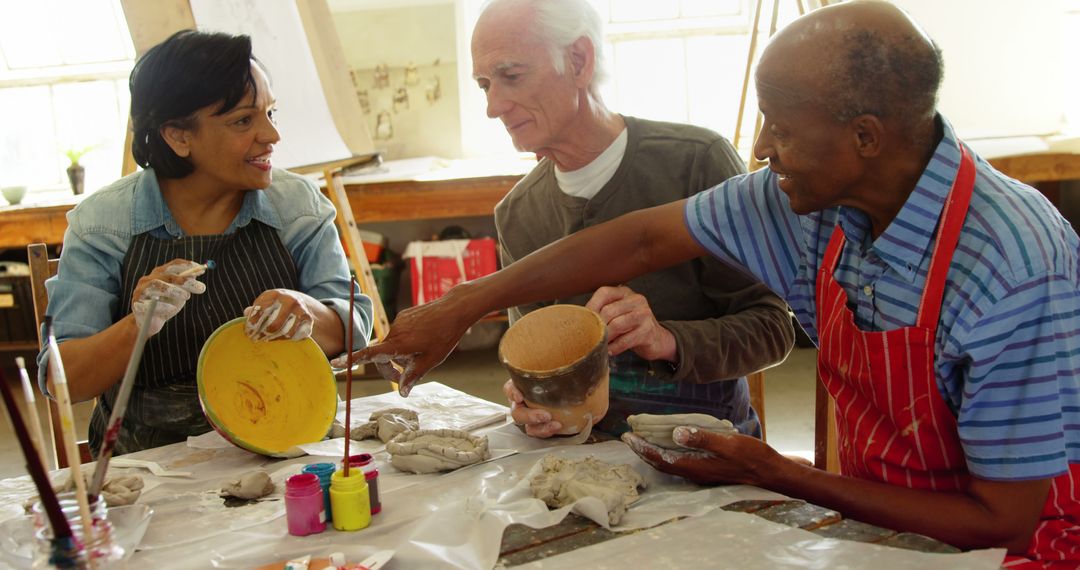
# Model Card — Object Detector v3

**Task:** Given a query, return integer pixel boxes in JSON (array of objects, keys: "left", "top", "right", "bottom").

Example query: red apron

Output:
[{"left": 815, "top": 146, "right": 1080, "bottom": 567}]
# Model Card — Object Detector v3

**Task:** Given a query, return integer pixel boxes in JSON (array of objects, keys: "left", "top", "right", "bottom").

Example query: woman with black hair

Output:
[{"left": 36, "top": 30, "right": 373, "bottom": 455}]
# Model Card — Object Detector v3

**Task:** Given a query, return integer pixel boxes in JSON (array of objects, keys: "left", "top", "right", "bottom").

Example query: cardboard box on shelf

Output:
[{"left": 402, "top": 238, "right": 497, "bottom": 306}]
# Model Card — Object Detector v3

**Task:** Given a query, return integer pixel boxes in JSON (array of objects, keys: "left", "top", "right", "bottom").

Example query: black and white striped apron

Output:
[{"left": 88, "top": 221, "right": 298, "bottom": 455}]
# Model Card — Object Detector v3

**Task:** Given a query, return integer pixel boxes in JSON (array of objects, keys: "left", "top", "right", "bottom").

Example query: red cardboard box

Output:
[{"left": 403, "top": 238, "right": 497, "bottom": 305}]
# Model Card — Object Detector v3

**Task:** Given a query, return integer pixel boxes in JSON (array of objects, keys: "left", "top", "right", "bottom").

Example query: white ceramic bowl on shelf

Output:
[{"left": 1, "top": 185, "right": 27, "bottom": 206}]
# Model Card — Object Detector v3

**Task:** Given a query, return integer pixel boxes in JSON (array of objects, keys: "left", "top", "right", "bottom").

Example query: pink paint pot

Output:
[{"left": 285, "top": 473, "right": 326, "bottom": 536}]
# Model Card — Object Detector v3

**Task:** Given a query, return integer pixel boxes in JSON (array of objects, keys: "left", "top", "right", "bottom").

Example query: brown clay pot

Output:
[{"left": 498, "top": 304, "right": 609, "bottom": 435}]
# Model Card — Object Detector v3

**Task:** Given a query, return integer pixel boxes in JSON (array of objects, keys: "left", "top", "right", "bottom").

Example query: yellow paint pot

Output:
[{"left": 197, "top": 318, "right": 337, "bottom": 456}]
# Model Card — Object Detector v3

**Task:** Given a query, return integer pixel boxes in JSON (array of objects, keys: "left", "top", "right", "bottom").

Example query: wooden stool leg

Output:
[{"left": 747, "top": 371, "right": 767, "bottom": 441}]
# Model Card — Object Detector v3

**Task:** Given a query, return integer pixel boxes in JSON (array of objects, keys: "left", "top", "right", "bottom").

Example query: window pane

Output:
[
  {"left": 610, "top": 0, "right": 679, "bottom": 22},
  {"left": 0, "top": 86, "right": 61, "bottom": 188},
  {"left": 55, "top": 0, "right": 132, "bottom": 64},
  {"left": 611, "top": 38, "right": 687, "bottom": 124},
  {"left": 682, "top": 0, "right": 744, "bottom": 18},
  {"left": 52, "top": 80, "right": 127, "bottom": 191},
  {"left": 0, "top": 3, "right": 62, "bottom": 69},
  {"left": 686, "top": 35, "right": 752, "bottom": 146},
  {"left": 0, "top": 0, "right": 131, "bottom": 70}
]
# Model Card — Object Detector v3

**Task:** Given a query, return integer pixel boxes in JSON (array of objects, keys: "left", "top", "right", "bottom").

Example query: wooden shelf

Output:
[
  {"left": 0, "top": 173, "right": 522, "bottom": 249},
  {"left": 0, "top": 340, "right": 38, "bottom": 351}
]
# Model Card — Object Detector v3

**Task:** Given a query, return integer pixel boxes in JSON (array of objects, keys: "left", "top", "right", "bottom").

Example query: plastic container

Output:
[
  {"left": 329, "top": 469, "right": 370, "bottom": 531},
  {"left": 345, "top": 454, "right": 381, "bottom": 515},
  {"left": 30, "top": 491, "right": 124, "bottom": 568},
  {"left": 285, "top": 473, "right": 326, "bottom": 536},
  {"left": 302, "top": 463, "right": 335, "bottom": 522}
]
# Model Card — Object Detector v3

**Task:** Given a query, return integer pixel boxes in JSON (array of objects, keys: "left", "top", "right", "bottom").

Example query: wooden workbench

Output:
[
  {"left": 0, "top": 174, "right": 522, "bottom": 250},
  {"left": 1, "top": 152, "right": 1077, "bottom": 251}
]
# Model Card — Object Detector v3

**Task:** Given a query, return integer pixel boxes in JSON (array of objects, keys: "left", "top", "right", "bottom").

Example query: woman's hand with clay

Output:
[
  {"left": 504, "top": 379, "right": 563, "bottom": 438},
  {"left": 243, "top": 289, "right": 316, "bottom": 341},
  {"left": 131, "top": 259, "right": 207, "bottom": 336}
]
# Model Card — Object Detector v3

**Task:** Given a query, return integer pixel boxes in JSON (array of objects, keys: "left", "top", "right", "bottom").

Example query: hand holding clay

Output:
[
  {"left": 586, "top": 285, "right": 677, "bottom": 362},
  {"left": 626, "top": 413, "right": 737, "bottom": 450},
  {"left": 622, "top": 425, "right": 785, "bottom": 486},
  {"left": 131, "top": 259, "right": 207, "bottom": 336},
  {"left": 503, "top": 379, "right": 563, "bottom": 438},
  {"left": 243, "top": 289, "right": 314, "bottom": 342},
  {"left": 334, "top": 295, "right": 478, "bottom": 396}
]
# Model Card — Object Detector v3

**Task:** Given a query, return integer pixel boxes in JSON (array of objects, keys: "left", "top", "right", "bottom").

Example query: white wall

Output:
[
  {"left": 895, "top": 0, "right": 1066, "bottom": 139},
  {"left": 333, "top": 3, "right": 464, "bottom": 159}
]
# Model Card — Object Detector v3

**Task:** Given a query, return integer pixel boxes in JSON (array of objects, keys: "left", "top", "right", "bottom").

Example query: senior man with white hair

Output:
[{"left": 471, "top": 0, "right": 795, "bottom": 438}]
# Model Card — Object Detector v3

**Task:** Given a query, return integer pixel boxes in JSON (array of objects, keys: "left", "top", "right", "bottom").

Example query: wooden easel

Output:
[
  {"left": 732, "top": 0, "right": 820, "bottom": 171},
  {"left": 290, "top": 157, "right": 391, "bottom": 342},
  {"left": 730, "top": 0, "right": 839, "bottom": 471}
]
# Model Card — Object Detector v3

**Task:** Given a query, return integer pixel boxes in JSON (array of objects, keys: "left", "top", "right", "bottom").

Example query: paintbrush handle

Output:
[
  {"left": 15, "top": 358, "right": 47, "bottom": 466},
  {"left": 45, "top": 334, "right": 97, "bottom": 554},
  {"left": 177, "top": 263, "right": 207, "bottom": 278},
  {"left": 0, "top": 368, "right": 72, "bottom": 538},
  {"left": 90, "top": 298, "right": 158, "bottom": 496}
]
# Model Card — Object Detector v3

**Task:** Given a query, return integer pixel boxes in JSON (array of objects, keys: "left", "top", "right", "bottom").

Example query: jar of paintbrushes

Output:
[{"left": 30, "top": 491, "right": 123, "bottom": 568}]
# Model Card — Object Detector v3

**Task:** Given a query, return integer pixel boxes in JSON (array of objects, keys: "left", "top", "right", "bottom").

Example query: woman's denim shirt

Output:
[{"left": 36, "top": 168, "right": 374, "bottom": 389}]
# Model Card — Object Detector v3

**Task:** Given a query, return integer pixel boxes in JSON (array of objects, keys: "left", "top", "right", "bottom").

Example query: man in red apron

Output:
[{"left": 345, "top": 2, "right": 1080, "bottom": 564}]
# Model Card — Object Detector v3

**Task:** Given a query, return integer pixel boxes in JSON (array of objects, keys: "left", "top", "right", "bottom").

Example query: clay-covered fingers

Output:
[
  {"left": 162, "top": 260, "right": 208, "bottom": 294},
  {"left": 130, "top": 259, "right": 208, "bottom": 336},
  {"left": 502, "top": 378, "right": 524, "bottom": 404},
  {"left": 243, "top": 290, "right": 314, "bottom": 341},
  {"left": 503, "top": 379, "right": 562, "bottom": 437},
  {"left": 622, "top": 431, "right": 735, "bottom": 485}
]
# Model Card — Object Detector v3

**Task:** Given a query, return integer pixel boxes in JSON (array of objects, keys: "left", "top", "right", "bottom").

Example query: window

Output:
[
  {"left": 0, "top": 0, "right": 135, "bottom": 196},
  {"left": 594, "top": 0, "right": 810, "bottom": 156},
  {"left": 457, "top": 0, "right": 809, "bottom": 159},
  {"left": 1066, "top": 0, "right": 1080, "bottom": 129}
]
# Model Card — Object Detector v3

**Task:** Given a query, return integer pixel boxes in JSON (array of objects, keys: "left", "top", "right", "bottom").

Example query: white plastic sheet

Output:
[{"left": 509, "top": 507, "right": 1005, "bottom": 569}]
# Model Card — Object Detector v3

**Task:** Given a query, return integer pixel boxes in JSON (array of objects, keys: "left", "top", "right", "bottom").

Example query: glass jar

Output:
[{"left": 31, "top": 491, "right": 124, "bottom": 569}]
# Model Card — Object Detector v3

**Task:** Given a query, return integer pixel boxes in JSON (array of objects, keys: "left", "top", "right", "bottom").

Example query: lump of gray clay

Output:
[
  {"left": 61, "top": 473, "right": 145, "bottom": 506},
  {"left": 220, "top": 471, "right": 274, "bottom": 499},
  {"left": 626, "top": 413, "right": 736, "bottom": 450},
  {"left": 386, "top": 428, "right": 489, "bottom": 474},
  {"left": 335, "top": 407, "right": 420, "bottom": 442},
  {"left": 530, "top": 455, "right": 645, "bottom": 526}
]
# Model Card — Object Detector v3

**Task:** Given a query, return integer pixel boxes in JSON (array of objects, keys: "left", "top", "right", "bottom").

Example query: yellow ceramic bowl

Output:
[{"left": 197, "top": 318, "right": 336, "bottom": 456}]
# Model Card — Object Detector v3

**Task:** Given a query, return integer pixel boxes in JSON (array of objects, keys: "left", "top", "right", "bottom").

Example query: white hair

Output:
[{"left": 484, "top": 0, "right": 608, "bottom": 99}]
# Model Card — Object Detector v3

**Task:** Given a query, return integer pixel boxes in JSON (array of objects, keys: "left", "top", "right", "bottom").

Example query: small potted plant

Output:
[{"left": 64, "top": 145, "right": 95, "bottom": 195}]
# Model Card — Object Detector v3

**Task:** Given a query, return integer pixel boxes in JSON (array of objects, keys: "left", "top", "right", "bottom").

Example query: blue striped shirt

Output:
[{"left": 685, "top": 117, "right": 1080, "bottom": 482}]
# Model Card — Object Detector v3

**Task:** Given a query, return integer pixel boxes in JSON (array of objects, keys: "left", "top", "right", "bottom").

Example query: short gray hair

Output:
[{"left": 487, "top": 0, "right": 608, "bottom": 99}]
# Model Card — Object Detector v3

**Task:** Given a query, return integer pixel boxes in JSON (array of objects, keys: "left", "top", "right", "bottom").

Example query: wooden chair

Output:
[
  {"left": 747, "top": 371, "right": 767, "bottom": 441},
  {"left": 814, "top": 372, "right": 840, "bottom": 472},
  {"left": 27, "top": 243, "right": 92, "bottom": 469}
]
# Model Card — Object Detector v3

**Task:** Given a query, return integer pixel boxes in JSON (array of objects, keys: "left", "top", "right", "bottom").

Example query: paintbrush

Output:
[
  {"left": 344, "top": 280, "right": 355, "bottom": 477},
  {"left": 44, "top": 317, "right": 97, "bottom": 557},
  {"left": 177, "top": 259, "right": 214, "bottom": 278},
  {"left": 15, "top": 356, "right": 47, "bottom": 467},
  {"left": 89, "top": 298, "right": 158, "bottom": 498},
  {"left": 0, "top": 367, "right": 72, "bottom": 542}
]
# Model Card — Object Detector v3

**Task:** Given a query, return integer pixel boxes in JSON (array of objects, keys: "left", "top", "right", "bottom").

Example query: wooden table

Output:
[
  {"left": 0, "top": 173, "right": 522, "bottom": 250},
  {"left": 499, "top": 500, "right": 958, "bottom": 566},
  {"left": 3, "top": 151, "right": 1077, "bottom": 251},
  {"left": 498, "top": 433, "right": 959, "bottom": 566}
]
